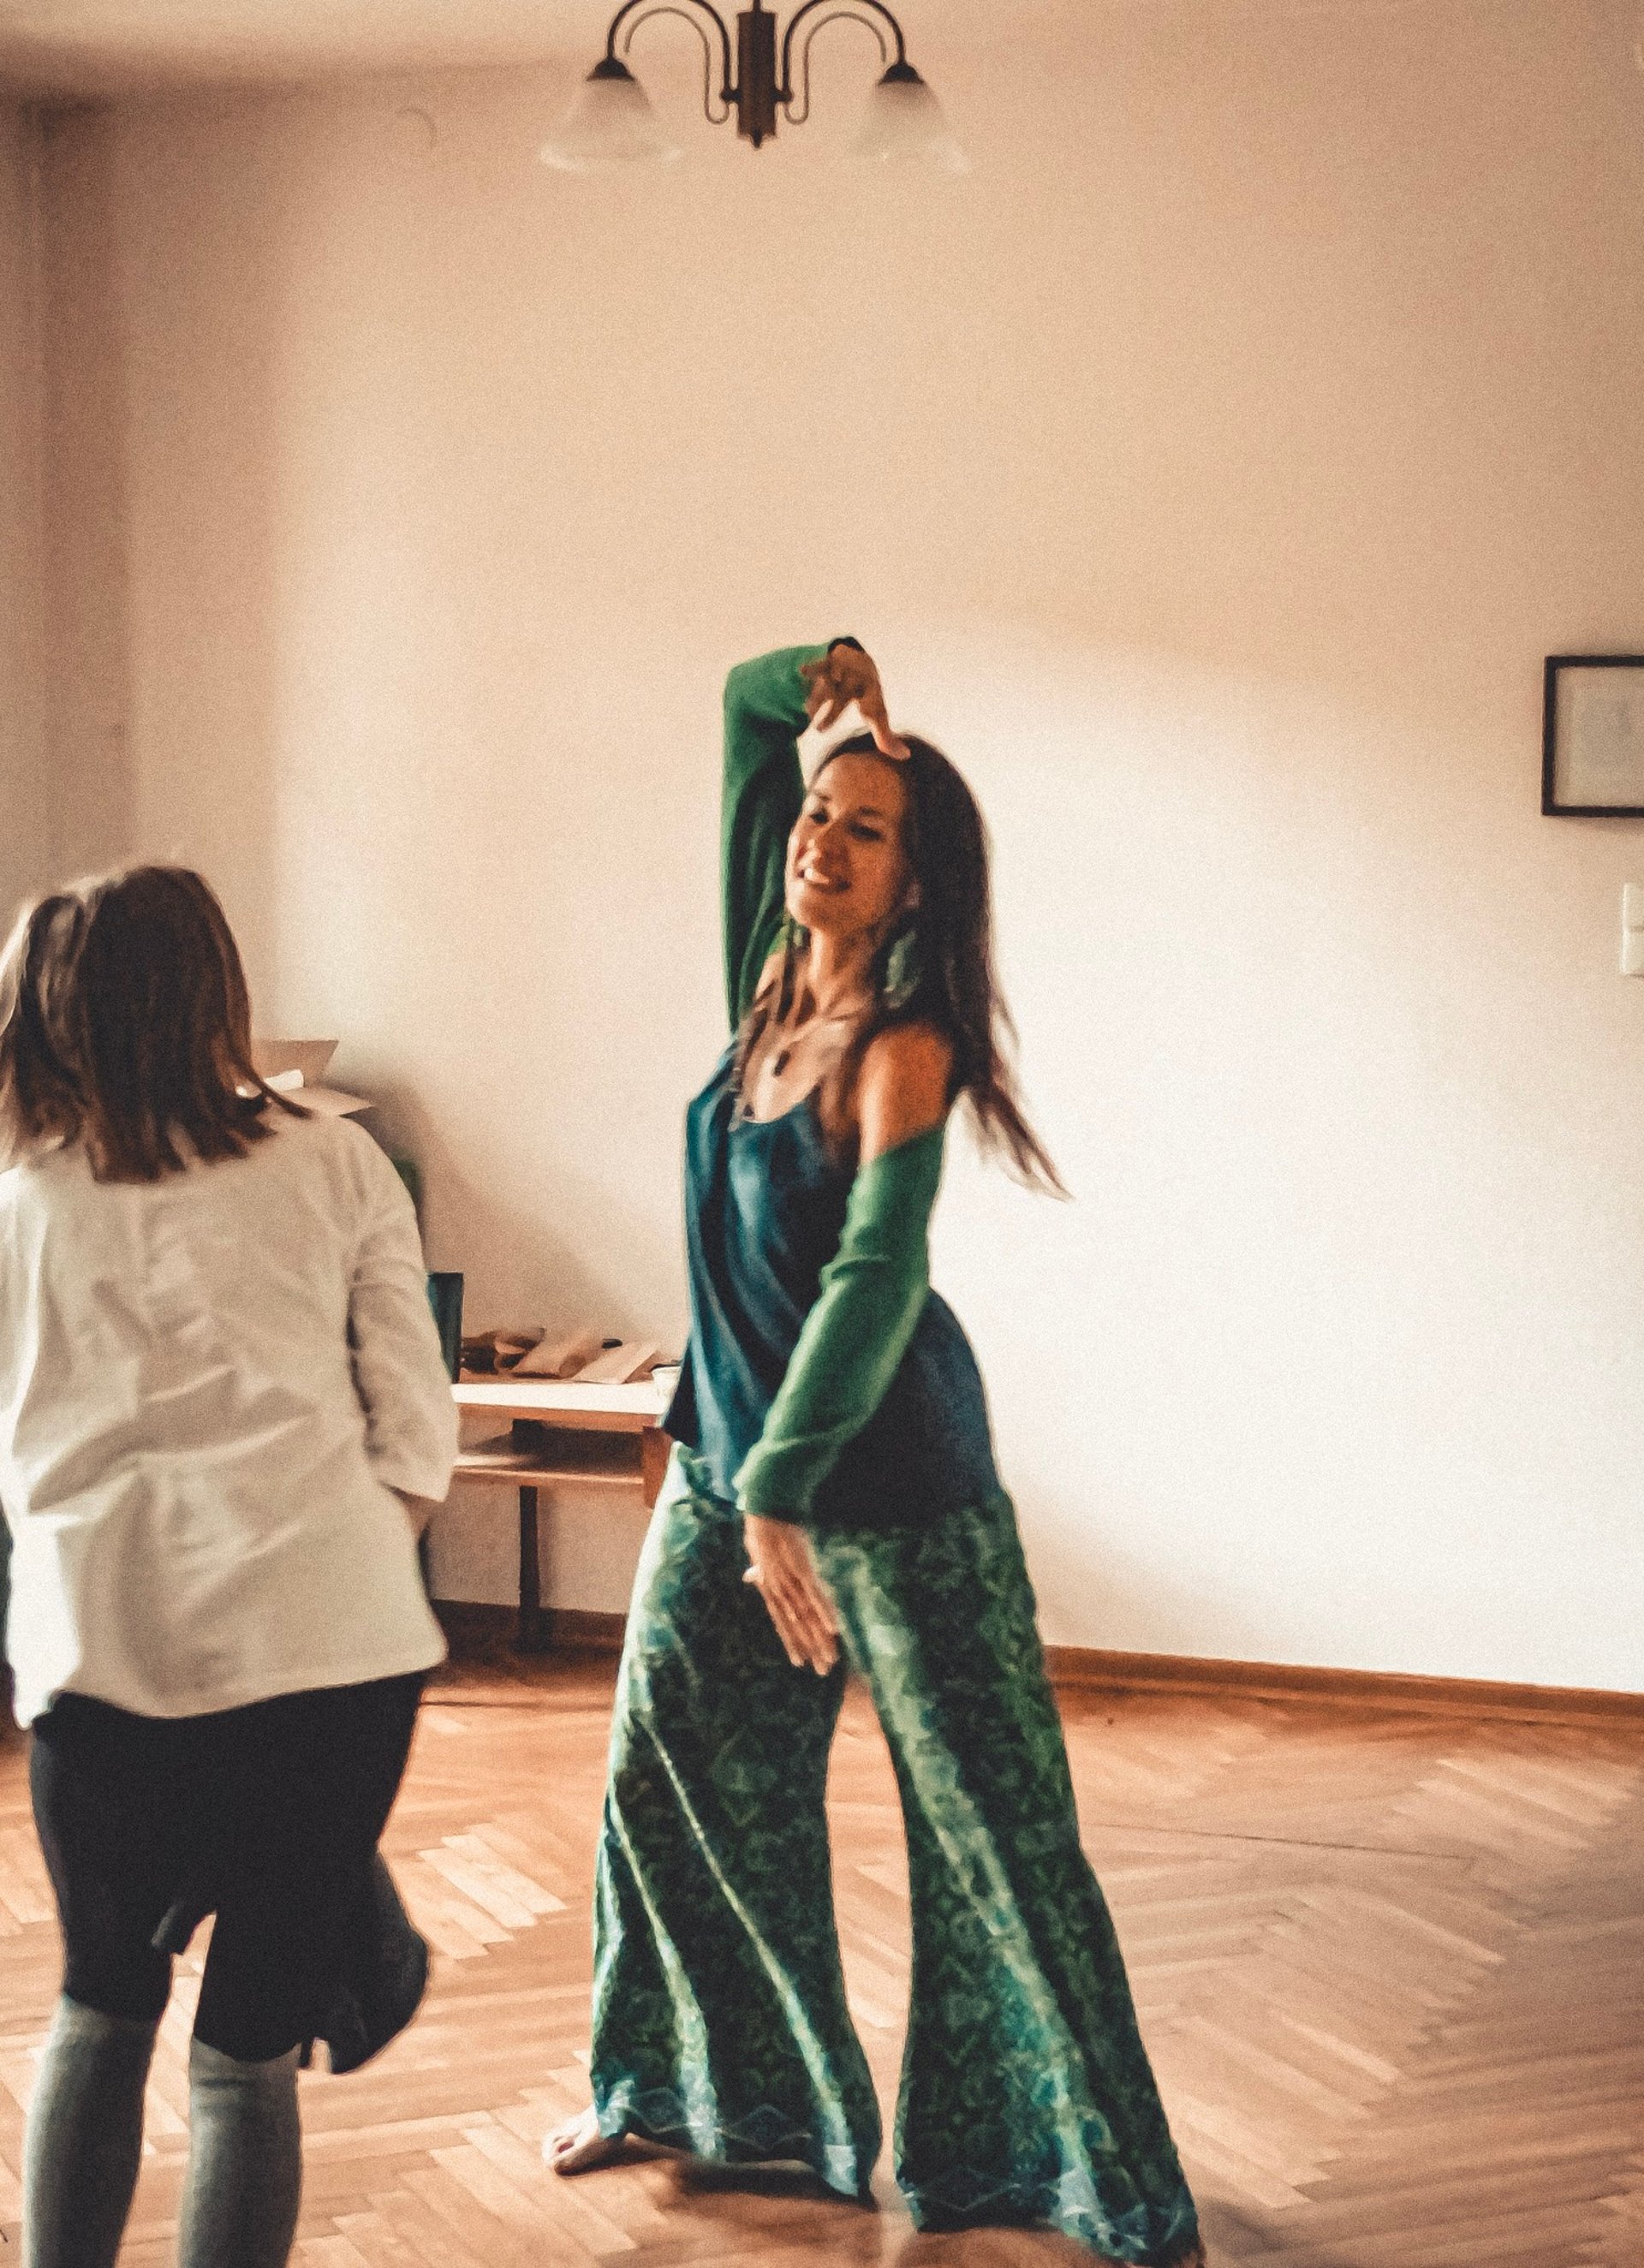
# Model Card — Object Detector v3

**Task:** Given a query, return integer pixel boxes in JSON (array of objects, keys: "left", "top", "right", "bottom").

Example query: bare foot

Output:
[{"left": 543, "top": 2106, "right": 626, "bottom": 2175}]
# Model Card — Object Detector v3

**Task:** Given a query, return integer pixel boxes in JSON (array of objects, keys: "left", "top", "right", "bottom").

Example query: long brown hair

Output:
[
  {"left": 0, "top": 866, "right": 301, "bottom": 1183},
  {"left": 746, "top": 732, "right": 1067, "bottom": 1196}
]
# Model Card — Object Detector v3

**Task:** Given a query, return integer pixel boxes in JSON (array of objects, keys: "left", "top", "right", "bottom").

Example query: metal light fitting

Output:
[{"left": 542, "top": 0, "right": 966, "bottom": 170}]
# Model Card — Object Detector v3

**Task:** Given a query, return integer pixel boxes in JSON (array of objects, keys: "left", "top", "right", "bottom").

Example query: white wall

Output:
[
  {"left": 0, "top": 102, "right": 46, "bottom": 925},
  {"left": 38, "top": 108, "right": 134, "bottom": 885},
  {"left": 1, "top": 102, "right": 134, "bottom": 926},
  {"left": 38, "top": 0, "right": 1644, "bottom": 1686}
]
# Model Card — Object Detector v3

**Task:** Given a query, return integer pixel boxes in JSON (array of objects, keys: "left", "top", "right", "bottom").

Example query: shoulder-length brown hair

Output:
[{"left": 0, "top": 866, "right": 301, "bottom": 1183}]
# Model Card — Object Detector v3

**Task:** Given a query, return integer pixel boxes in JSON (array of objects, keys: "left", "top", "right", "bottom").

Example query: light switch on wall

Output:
[{"left": 1622, "top": 884, "right": 1644, "bottom": 976}]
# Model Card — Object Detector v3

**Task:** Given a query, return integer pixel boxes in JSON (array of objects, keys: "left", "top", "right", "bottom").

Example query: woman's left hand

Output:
[{"left": 742, "top": 1515, "right": 840, "bottom": 1675}]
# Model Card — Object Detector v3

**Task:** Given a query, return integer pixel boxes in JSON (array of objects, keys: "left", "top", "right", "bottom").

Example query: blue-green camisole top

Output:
[{"left": 663, "top": 1050, "right": 998, "bottom": 1531}]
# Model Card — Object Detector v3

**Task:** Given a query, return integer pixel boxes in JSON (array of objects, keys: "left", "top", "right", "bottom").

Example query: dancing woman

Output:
[{"left": 549, "top": 640, "right": 1203, "bottom": 2265}]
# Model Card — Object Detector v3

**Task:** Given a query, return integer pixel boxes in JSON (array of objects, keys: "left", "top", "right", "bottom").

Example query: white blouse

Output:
[{"left": 0, "top": 1110, "right": 457, "bottom": 1725}]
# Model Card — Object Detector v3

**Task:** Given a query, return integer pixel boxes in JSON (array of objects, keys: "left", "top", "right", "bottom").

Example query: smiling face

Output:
[{"left": 785, "top": 753, "right": 914, "bottom": 943}]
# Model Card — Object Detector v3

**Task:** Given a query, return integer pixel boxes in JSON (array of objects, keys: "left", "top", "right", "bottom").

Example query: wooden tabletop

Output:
[{"left": 453, "top": 1376, "right": 670, "bottom": 1433}]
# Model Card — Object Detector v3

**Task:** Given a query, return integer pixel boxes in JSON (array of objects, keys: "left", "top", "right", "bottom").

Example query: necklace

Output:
[{"left": 763, "top": 999, "right": 860, "bottom": 1088}]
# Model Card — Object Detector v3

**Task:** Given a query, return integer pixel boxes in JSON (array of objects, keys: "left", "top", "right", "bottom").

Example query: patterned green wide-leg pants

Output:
[{"left": 588, "top": 1455, "right": 1202, "bottom": 2267}]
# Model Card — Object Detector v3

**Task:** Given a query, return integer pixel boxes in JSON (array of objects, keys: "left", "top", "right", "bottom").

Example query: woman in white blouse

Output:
[{"left": 0, "top": 866, "right": 457, "bottom": 2268}]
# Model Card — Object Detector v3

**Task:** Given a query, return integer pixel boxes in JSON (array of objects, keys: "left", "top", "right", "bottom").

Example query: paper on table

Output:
[
  {"left": 251, "top": 1039, "right": 369, "bottom": 1117},
  {"left": 454, "top": 1378, "right": 670, "bottom": 1416},
  {"left": 572, "top": 1340, "right": 660, "bottom": 1384},
  {"left": 515, "top": 1328, "right": 604, "bottom": 1378}
]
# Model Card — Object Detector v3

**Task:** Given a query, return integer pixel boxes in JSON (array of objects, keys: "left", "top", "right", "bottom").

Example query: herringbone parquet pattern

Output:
[{"left": 0, "top": 1654, "right": 1638, "bottom": 2266}]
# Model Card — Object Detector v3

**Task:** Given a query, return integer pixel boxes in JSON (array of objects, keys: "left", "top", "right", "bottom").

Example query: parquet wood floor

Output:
[{"left": 0, "top": 1652, "right": 1638, "bottom": 2266}]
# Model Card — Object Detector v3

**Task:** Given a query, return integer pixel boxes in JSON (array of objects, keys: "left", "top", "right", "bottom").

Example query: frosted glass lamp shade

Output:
[
  {"left": 852, "top": 63, "right": 969, "bottom": 174},
  {"left": 540, "top": 58, "right": 682, "bottom": 171}
]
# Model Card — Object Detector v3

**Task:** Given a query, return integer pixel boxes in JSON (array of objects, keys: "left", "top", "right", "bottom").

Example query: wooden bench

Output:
[{"left": 450, "top": 1378, "right": 672, "bottom": 1651}]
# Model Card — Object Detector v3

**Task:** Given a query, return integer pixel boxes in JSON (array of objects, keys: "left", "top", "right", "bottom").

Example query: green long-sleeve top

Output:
[{"left": 662, "top": 645, "right": 999, "bottom": 1528}]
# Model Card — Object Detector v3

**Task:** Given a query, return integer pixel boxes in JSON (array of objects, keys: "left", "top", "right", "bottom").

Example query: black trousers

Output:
[{"left": 30, "top": 1673, "right": 424, "bottom": 2063}]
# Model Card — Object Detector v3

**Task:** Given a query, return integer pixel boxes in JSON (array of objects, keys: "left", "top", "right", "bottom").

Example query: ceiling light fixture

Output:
[{"left": 541, "top": 0, "right": 966, "bottom": 172}]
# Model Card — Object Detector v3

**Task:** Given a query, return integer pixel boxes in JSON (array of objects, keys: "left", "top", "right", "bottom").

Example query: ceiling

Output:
[
  {"left": 0, "top": 0, "right": 579, "bottom": 98},
  {"left": 0, "top": 0, "right": 1069, "bottom": 102}
]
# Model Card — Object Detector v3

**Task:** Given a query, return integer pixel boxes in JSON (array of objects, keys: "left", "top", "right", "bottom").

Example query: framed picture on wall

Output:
[{"left": 1543, "top": 656, "right": 1644, "bottom": 816}]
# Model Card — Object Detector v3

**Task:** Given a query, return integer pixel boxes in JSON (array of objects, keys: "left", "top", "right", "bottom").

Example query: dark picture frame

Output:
[{"left": 1542, "top": 656, "right": 1644, "bottom": 817}]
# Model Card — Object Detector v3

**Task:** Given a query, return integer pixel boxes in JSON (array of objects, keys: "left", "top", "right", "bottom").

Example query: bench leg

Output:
[{"left": 518, "top": 1485, "right": 546, "bottom": 1652}]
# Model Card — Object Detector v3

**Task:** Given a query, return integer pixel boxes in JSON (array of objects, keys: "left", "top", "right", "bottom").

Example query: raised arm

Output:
[
  {"left": 720, "top": 636, "right": 908, "bottom": 1029},
  {"left": 720, "top": 644, "right": 829, "bottom": 1032}
]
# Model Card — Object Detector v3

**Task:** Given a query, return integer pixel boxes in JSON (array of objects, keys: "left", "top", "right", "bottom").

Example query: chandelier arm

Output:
[
  {"left": 784, "top": 7, "right": 888, "bottom": 126},
  {"left": 777, "top": 0, "right": 906, "bottom": 105},
  {"left": 603, "top": 0, "right": 735, "bottom": 105},
  {"left": 614, "top": 1, "right": 735, "bottom": 122}
]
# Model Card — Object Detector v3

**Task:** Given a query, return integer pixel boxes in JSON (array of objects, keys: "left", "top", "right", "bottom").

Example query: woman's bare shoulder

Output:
[
  {"left": 855, "top": 1021, "right": 954, "bottom": 1157},
  {"left": 861, "top": 1019, "right": 954, "bottom": 1084}
]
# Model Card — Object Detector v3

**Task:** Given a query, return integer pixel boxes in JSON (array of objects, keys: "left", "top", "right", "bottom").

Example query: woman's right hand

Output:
[{"left": 800, "top": 646, "right": 908, "bottom": 762}]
